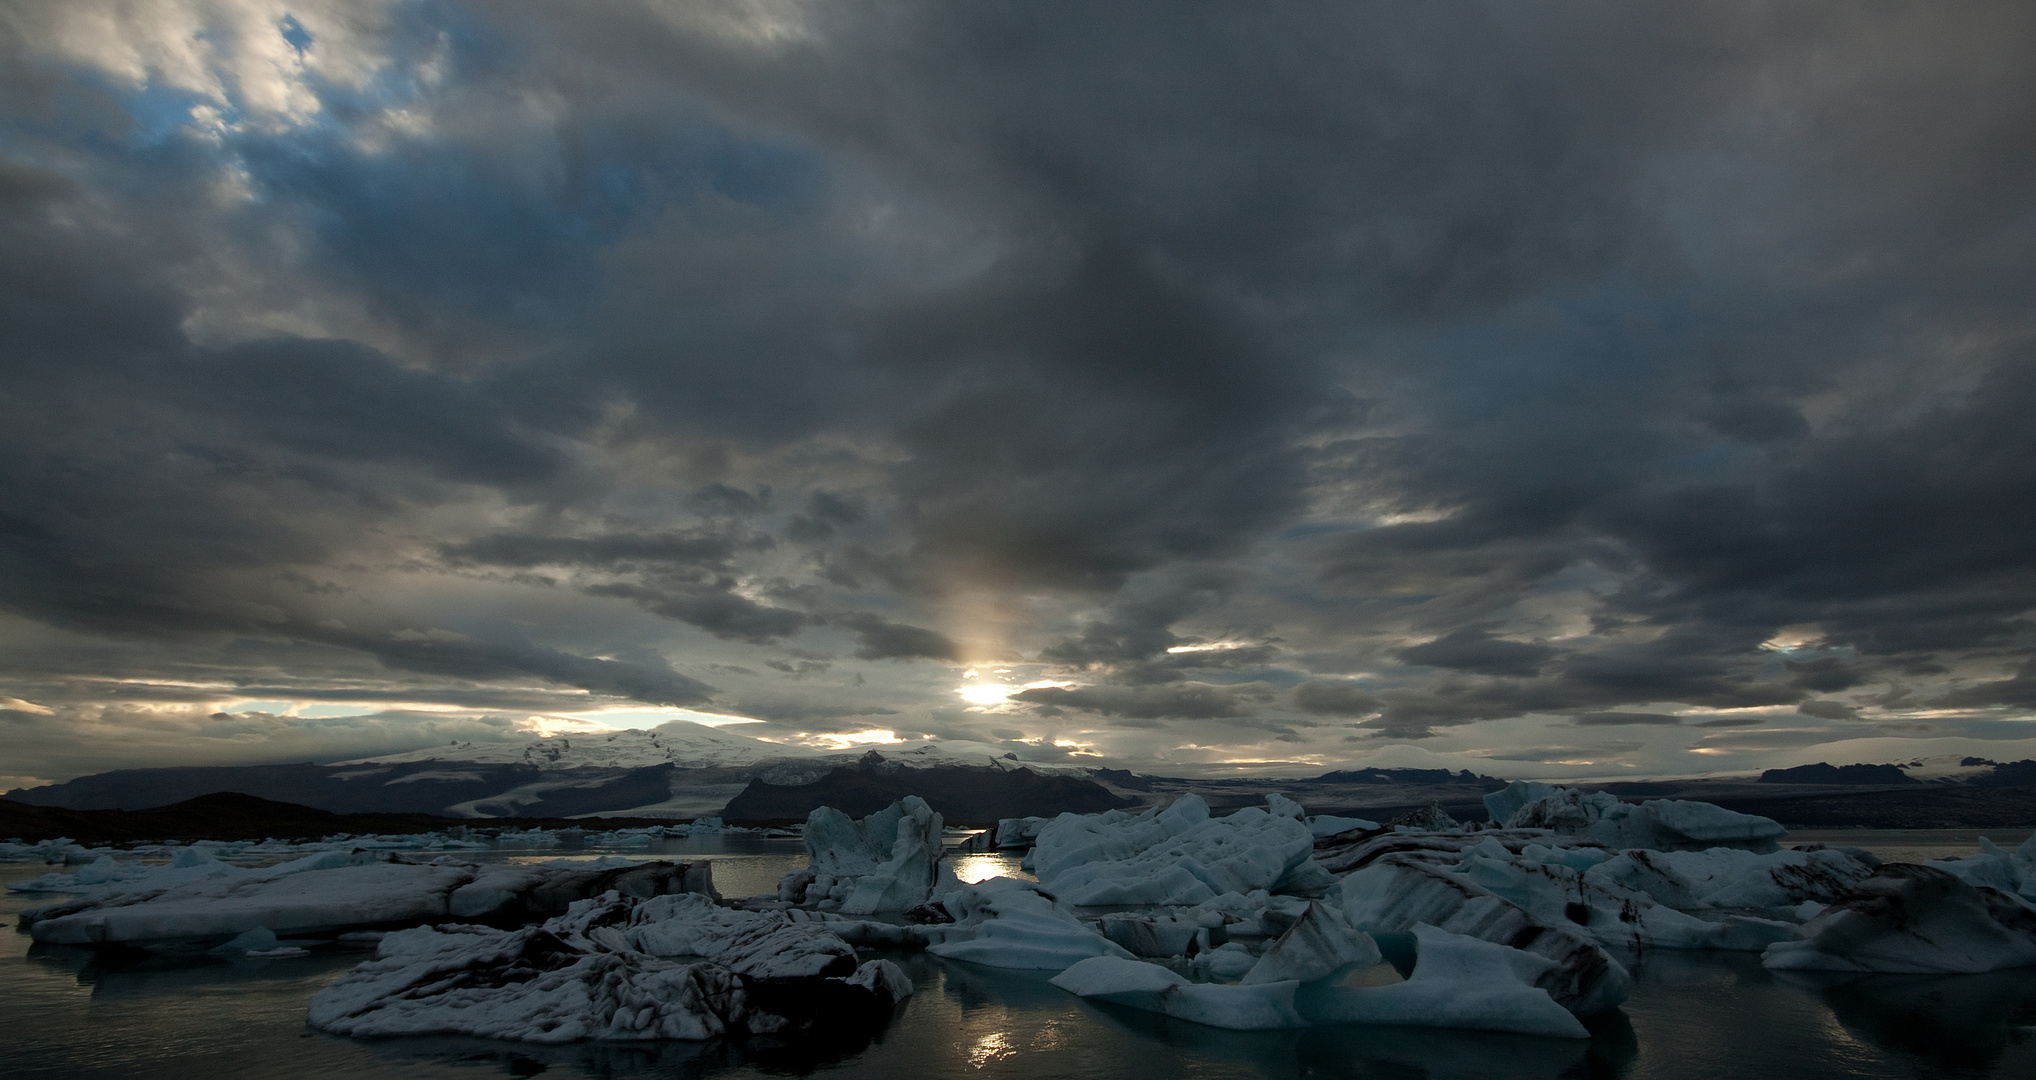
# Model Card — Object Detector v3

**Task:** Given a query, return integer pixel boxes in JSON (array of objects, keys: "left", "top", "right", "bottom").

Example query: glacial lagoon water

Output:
[{"left": 6, "top": 831, "right": 2036, "bottom": 1080}]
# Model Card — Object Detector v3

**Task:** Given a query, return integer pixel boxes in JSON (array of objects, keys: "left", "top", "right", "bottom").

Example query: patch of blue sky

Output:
[
  {"left": 278, "top": 15, "right": 315, "bottom": 56},
  {"left": 297, "top": 704, "right": 383, "bottom": 718},
  {"left": 224, "top": 700, "right": 295, "bottom": 714}
]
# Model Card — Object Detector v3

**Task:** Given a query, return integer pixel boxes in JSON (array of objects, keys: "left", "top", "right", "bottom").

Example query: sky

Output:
[{"left": 3, "top": 1, "right": 2036, "bottom": 789}]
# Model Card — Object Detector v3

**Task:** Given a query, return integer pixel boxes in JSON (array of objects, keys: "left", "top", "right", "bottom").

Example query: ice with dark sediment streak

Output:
[
  {"left": 777, "top": 796, "right": 948, "bottom": 914},
  {"left": 1763, "top": 863, "right": 2036, "bottom": 973},
  {"left": 308, "top": 890, "right": 912, "bottom": 1042},
  {"left": 1585, "top": 844, "right": 1881, "bottom": 910},
  {"left": 1336, "top": 854, "right": 1631, "bottom": 1017},
  {"left": 1026, "top": 796, "right": 1322, "bottom": 906},
  {"left": 19, "top": 852, "right": 717, "bottom": 947},
  {"left": 1484, "top": 782, "right": 1786, "bottom": 852},
  {"left": 1240, "top": 900, "right": 1379, "bottom": 985},
  {"left": 925, "top": 876, "right": 1133, "bottom": 969},
  {"left": 1447, "top": 838, "right": 1797, "bottom": 951}
]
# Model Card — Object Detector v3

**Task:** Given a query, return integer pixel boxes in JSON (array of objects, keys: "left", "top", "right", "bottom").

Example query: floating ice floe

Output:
[
  {"left": 1026, "top": 796, "right": 1322, "bottom": 906},
  {"left": 20, "top": 852, "right": 717, "bottom": 948},
  {"left": 308, "top": 890, "right": 912, "bottom": 1042},
  {"left": 777, "top": 797, "right": 948, "bottom": 914},
  {"left": 1484, "top": 782, "right": 1786, "bottom": 852},
  {"left": 926, "top": 876, "right": 1132, "bottom": 969},
  {"left": 1762, "top": 863, "right": 2036, "bottom": 973}
]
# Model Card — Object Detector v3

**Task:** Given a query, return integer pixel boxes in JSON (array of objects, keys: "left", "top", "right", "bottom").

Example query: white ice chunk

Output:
[
  {"left": 1189, "top": 942, "right": 1259, "bottom": 981},
  {"left": 1265, "top": 793, "right": 1305, "bottom": 819},
  {"left": 1298, "top": 924, "right": 1589, "bottom": 1039},
  {"left": 927, "top": 876, "right": 1132, "bottom": 970}
]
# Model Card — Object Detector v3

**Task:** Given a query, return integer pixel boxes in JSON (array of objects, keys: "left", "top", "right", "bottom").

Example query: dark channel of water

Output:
[{"left": 4, "top": 833, "right": 2035, "bottom": 1080}]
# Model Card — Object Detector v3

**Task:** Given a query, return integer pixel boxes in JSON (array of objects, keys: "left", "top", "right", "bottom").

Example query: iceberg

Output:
[
  {"left": 1050, "top": 957, "right": 1309, "bottom": 1030},
  {"left": 20, "top": 852, "right": 718, "bottom": 948},
  {"left": 1762, "top": 863, "right": 2036, "bottom": 974},
  {"left": 1336, "top": 854, "right": 1631, "bottom": 1016},
  {"left": 308, "top": 891, "right": 912, "bottom": 1042},
  {"left": 1923, "top": 833, "right": 2036, "bottom": 903},
  {"left": 1450, "top": 838, "right": 1795, "bottom": 951},
  {"left": 1485, "top": 782, "right": 1785, "bottom": 852},
  {"left": 926, "top": 876, "right": 1133, "bottom": 970},
  {"left": 1028, "top": 797, "right": 1317, "bottom": 907},
  {"left": 1307, "top": 814, "right": 1382, "bottom": 839},
  {"left": 1241, "top": 900, "right": 1379, "bottom": 985},
  {"left": 1585, "top": 845, "right": 1880, "bottom": 910},
  {"left": 777, "top": 797, "right": 946, "bottom": 914},
  {"left": 1051, "top": 923, "right": 1588, "bottom": 1038},
  {"left": 994, "top": 816, "right": 1052, "bottom": 849},
  {"left": 1297, "top": 924, "right": 1589, "bottom": 1038},
  {"left": 448, "top": 859, "right": 717, "bottom": 919}
]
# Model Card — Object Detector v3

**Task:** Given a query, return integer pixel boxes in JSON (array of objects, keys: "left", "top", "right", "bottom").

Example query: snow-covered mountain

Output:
[
  {"left": 337, "top": 724, "right": 823, "bottom": 772},
  {"left": 337, "top": 727, "right": 1094, "bottom": 778}
]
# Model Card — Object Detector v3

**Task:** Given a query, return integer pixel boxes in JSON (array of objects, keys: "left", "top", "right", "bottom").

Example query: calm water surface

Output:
[{"left": 5, "top": 832, "right": 2034, "bottom": 1079}]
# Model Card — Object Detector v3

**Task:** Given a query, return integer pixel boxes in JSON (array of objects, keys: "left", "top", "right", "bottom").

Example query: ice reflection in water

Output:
[{"left": 7, "top": 849, "right": 2036, "bottom": 1079}]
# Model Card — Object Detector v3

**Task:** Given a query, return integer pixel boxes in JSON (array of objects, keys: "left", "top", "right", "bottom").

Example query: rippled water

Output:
[{"left": 5, "top": 832, "right": 2035, "bottom": 1079}]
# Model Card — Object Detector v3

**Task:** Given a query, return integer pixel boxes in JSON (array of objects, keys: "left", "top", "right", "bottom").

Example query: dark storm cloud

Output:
[
  {"left": 1013, "top": 683, "right": 1266, "bottom": 721},
  {"left": 1572, "top": 712, "right": 1682, "bottom": 727},
  {"left": 830, "top": 614, "right": 961, "bottom": 662},
  {"left": 3, "top": 2, "right": 2036, "bottom": 774},
  {"left": 1399, "top": 628, "right": 1557, "bottom": 678}
]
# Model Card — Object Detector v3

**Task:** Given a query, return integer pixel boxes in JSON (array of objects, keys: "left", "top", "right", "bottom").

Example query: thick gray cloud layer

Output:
[{"left": 2, "top": 1, "right": 2035, "bottom": 784}]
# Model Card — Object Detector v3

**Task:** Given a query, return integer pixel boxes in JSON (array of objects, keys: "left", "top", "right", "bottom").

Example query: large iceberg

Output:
[
  {"left": 1027, "top": 797, "right": 1319, "bottom": 906},
  {"left": 777, "top": 797, "right": 946, "bottom": 914},
  {"left": 308, "top": 891, "right": 911, "bottom": 1042},
  {"left": 1584, "top": 844, "right": 1880, "bottom": 910},
  {"left": 1336, "top": 854, "right": 1631, "bottom": 1016},
  {"left": 1297, "top": 924, "right": 1590, "bottom": 1038},
  {"left": 1050, "top": 923, "right": 1588, "bottom": 1038},
  {"left": 1484, "top": 782, "right": 1785, "bottom": 852},
  {"left": 1762, "top": 863, "right": 2036, "bottom": 974},
  {"left": 1449, "top": 838, "right": 1796, "bottom": 951}
]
